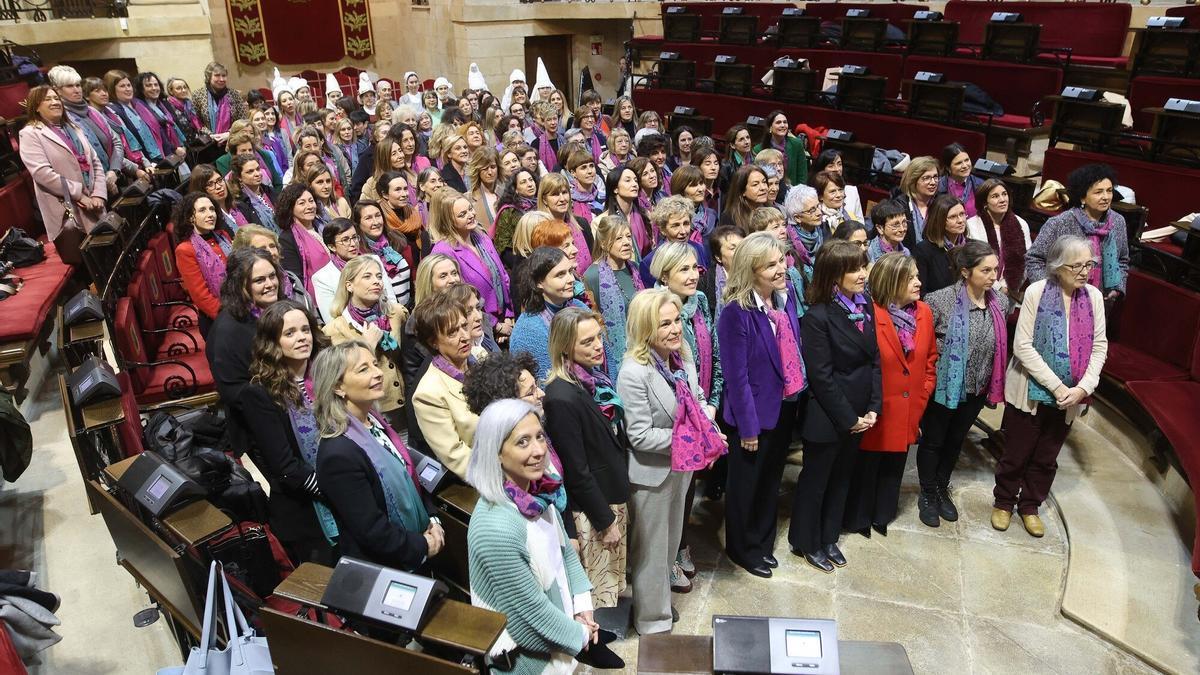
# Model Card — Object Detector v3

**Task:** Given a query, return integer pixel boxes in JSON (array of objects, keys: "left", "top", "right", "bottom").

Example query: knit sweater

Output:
[
  {"left": 510, "top": 299, "right": 588, "bottom": 382},
  {"left": 469, "top": 499, "right": 591, "bottom": 675},
  {"left": 1025, "top": 207, "right": 1129, "bottom": 295}
]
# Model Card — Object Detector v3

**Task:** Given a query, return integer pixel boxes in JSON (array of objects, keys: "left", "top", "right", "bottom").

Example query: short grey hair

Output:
[
  {"left": 390, "top": 104, "right": 417, "bottom": 125},
  {"left": 783, "top": 184, "right": 818, "bottom": 222},
  {"left": 47, "top": 65, "right": 82, "bottom": 88},
  {"left": 1045, "top": 234, "right": 1095, "bottom": 277},
  {"left": 466, "top": 398, "right": 539, "bottom": 505},
  {"left": 313, "top": 340, "right": 374, "bottom": 437}
]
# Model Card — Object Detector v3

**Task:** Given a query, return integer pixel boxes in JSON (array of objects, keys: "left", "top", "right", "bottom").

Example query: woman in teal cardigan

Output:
[
  {"left": 467, "top": 398, "right": 611, "bottom": 674},
  {"left": 753, "top": 110, "right": 809, "bottom": 188}
]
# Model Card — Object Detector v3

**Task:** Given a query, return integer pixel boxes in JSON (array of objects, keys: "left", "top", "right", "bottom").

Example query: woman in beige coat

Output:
[
  {"left": 323, "top": 255, "right": 408, "bottom": 428},
  {"left": 18, "top": 85, "right": 107, "bottom": 261}
]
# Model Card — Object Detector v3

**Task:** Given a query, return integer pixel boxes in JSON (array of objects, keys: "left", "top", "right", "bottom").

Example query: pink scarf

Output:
[
  {"left": 189, "top": 230, "right": 230, "bottom": 299},
  {"left": 533, "top": 122, "right": 558, "bottom": 170},
  {"left": 681, "top": 294, "right": 714, "bottom": 400},
  {"left": 582, "top": 130, "right": 602, "bottom": 161},
  {"left": 291, "top": 223, "right": 331, "bottom": 298},
  {"left": 168, "top": 96, "right": 202, "bottom": 133},
  {"left": 564, "top": 214, "right": 592, "bottom": 276},
  {"left": 765, "top": 303, "right": 805, "bottom": 396},
  {"left": 655, "top": 352, "right": 727, "bottom": 472}
]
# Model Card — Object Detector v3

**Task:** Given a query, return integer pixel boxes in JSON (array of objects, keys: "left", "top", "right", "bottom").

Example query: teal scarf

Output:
[{"left": 344, "top": 414, "right": 430, "bottom": 539}]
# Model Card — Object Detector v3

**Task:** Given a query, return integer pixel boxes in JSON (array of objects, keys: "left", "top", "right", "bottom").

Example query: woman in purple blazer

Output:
[
  {"left": 428, "top": 188, "right": 515, "bottom": 345},
  {"left": 716, "top": 232, "right": 807, "bottom": 579}
]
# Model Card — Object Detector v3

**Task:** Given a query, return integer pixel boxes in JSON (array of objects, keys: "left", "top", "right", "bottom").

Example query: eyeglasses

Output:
[
  {"left": 206, "top": 178, "right": 224, "bottom": 188},
  {"left": 334, "top": 234, "right": 359, "bottom": 246},
  {"left": 853, "top": 240, "right": 869, "bottom": 248},
  {"left": 1063, "top": 261, "right": 1098, "bottom": 274},
  {"left": 798, "top": 205, "right": 821, "bottom": 216},
  {"left": 919, "top": 175, "right": 940, "bottom": 184}
]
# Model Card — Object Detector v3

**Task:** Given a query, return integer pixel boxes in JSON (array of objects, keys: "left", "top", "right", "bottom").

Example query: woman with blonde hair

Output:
[
  {"left": 429, "top": 188, "right": 514, "bottom": 342},
  {"left": 323, "top": 255, "right": 408, "bottom": 429},
  {"left": 584, "top": 214, "right": 643, "bottom": 381},
  {"left": 466, "top": 146, "right": 501, "bottom": 233},
  {"left": 619, "top": 288, "right": 724, "bottom": 633},
  {"left": 439, "top": 132, "right": 471, "bottom": 192},
  {"left": 538, "top": 172, "right": 594, "bottom": 275},
  {"left": 459, "top": 120, "right": 487, "bottom": 152},
  {"left": 894, "top": 155, "right": 940, "bottom": 248}
]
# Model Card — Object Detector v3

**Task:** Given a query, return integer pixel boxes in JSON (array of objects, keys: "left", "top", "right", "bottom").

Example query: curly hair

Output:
[
  {"left": 249, "top": 300, "right": 329, "bottom": 408},
  {"left": 274, "top": 182, "right": 312, "bottom": 231},
  {"left": 1065, "top": 163, "right": 1118, "bottom": 209},
  {"left": 462, "top": 351, "right": 540, "bottom": 415},
  {"left": 172, "top": 191, "right": 234, "bottom": 245},
  {"left": 220, "top": 247, "right": 284, "bottom": 321}
]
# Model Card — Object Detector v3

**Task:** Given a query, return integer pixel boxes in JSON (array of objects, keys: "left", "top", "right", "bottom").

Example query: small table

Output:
[
  {"left": 102, "top": 456, "right": 233, "bottom": 546},
  {"left": 636, "top": 633, "right": 914, "bottom": 674}
]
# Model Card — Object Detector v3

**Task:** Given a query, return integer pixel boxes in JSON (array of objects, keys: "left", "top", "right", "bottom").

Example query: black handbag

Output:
[{"left": 0, "top": 227, "right": 45, "bottom": 268}]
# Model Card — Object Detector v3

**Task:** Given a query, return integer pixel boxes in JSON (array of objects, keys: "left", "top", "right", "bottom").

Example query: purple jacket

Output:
[
  {"left": 431, "top": 231, "right": 512, "bottom": 320},
  {"left": 717, "top": 291, "right": 801, "bottom": 440}
]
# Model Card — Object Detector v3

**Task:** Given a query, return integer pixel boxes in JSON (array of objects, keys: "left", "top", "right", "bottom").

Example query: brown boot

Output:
[
  {"left": 990, "top": 508, "right": 1011, "bottom": 531},
  {"left": 1021, "top": 514, "right": 1045, "bottom": 538}
]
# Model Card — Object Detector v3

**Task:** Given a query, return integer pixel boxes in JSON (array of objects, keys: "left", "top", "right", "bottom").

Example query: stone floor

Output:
[{"left": 1, "top": 376, "right": 1192, "bottom": 674}]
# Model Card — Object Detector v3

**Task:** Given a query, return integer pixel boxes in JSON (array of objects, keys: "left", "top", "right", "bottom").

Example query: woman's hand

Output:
[
  {"left": 741, "top": 436, "right": 759, "bottom": 452},
  {"left": 862, "top": 411, "right": 878, "bottom": 428},
  {"left": 362, "top": 323, "right": 384, "bottom": 347},
  {"left": 212, "top": 132, "right": 229, "bottom": 145},
  {"left": 423, "top": 521, "right": 445, "bottom": 556},
  {"left": 849, "top": 416, "right": 871, "bottom": 434},
  {"left": 80, "top": 196, "right": 105, "bottom": 212},
  {"left": 105, "top": 170, "right": 119, "bottom": 193},
  {"left": 704, "top": 404, "right": 718, "bottom": 421},
  {"left": 600, "top": 522, "right": 621, "bottom": 550},
  {"left": 1056, "top": 386, "right": 1087, "bottom": 409},
  {"left": 574, "top": 610, "right": 599, "bottom": 645},
  {"left": 390, "top": 303, "right": 409, "bottom": 326},
  {"left": 495, "top": 317, "right": 513, "bottom": 337}
]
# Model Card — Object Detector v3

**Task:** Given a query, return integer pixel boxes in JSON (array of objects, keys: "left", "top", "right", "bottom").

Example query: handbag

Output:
[
  {"left": 33, "top": 131, "right": 88, "bottom": 266},
  {"left": 0, "top": 228, "right": 45, "bottom": 268},
  {"left": 157, "top": 561, "right": 274, "bottom": 675}
]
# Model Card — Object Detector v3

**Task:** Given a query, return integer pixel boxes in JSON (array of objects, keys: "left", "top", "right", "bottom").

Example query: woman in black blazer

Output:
[
  {"left": 313, "top": 340, "right": 445, "bottom": 572},
  {"left": 240, "top": 300, "right": 335, "bottom": 565},
  {"left": 789, "top": 240, "right": 882, "bottom": 573},
  {"left": 912, "top": 195, "right": 970, "bottom": 297},
  {"left": 541, "top": 306, "right": 631, "bottom": 610}
]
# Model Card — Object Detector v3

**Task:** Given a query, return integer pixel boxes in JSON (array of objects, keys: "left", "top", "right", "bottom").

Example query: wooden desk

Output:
[
  {"left": 274, "top": 562, "right": 506, "bottom": 658},
  {"left": 80, "top": 397, "right": 124, "bottom": 432},
  {"left": 102, "top": 456, "right": 233, "bottom": 546},
  {"left": 637, "top": 634, "right": 914, "bottom": 675}
]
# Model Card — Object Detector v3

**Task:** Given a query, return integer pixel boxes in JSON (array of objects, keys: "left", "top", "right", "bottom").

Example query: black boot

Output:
[
  {"left": 918, "top": 489, "right": 941, "bottom": 528},
  {"left": 938, "top": 485, "right": 959, "bottom": 522}
]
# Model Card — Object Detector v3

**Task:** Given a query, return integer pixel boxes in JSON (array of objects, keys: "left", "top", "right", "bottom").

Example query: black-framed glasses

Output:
[
  {"left": 1063, "top": 261, "right": 1098, "bottom": 274},
  {"left": 334, "top": 234, "right": 359, "bottom": 246}
]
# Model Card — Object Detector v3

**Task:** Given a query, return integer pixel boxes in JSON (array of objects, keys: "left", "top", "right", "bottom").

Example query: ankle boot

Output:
[
  {"left": 918, "top": 489, "right": 941, "bottom": 527},
  {"left": 937, "top": 485, "right": 959, "bottom": 522}
]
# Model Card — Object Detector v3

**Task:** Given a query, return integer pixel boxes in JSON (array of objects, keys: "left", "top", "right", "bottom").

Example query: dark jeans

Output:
[
  {"left": 725, "top": 400, "right": 798, "bottom": 566},
  {"left": 788, "top": 433, "right": 861, "bottom": 554},
  {"left": 993, "top": 405, "right": 1071, "bottom": 515},
  {"left": 843, "top": 450, "right": 909, "bottom": 532},
  {"left": 917, "top": 394, "right": 988, "bottom": 492}
]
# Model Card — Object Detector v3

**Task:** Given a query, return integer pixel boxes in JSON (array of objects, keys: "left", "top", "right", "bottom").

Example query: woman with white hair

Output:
[
  {"left": 47, "top": 65, "right": 143, "bottom": 191},
  {"left": 466, "top": 398, "right": 607, "bottom": 674},
  {"left": 782, "top": 183, "right": 825, "bottom": 282},
  {"left": 992, "top": 235, "right": 1107, "bottom": 537}
]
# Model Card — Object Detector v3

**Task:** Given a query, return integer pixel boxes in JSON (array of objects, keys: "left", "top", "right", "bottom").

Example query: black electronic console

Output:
[
  {"left": 67, "top": 356, "right": 122, "bottom": 407},
  {"left": 116, "top": 451, "right": 206, "bottom": 518},
  {"left": 322, "top": 557, "right": 448, "bottom": 634},
  {"left": 714, "top": 615, "right": 841, "bottom": 674},
  {"left": 404, "top": 445, "right": 451, "bottom": 494}
]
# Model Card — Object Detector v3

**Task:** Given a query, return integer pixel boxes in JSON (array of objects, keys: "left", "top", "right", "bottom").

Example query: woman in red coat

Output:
[
  {"left": 174, "top": 191, "right": 235, "bottom": 336},
  {"left": 844, "top": 252, "right": 938, "bottom": 536}
]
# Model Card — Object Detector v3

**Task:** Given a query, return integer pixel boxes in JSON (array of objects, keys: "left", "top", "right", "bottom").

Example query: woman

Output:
[
  {"left": 354, "top": 198, "right": 413, "bottom": 310},
  {"left": 813, "top": 170, "right": 852, "bottom": 233},
  {"left": 919, "top": 240, "right": 1009, "bottom": 528},
  {"left": 83, "top": 76, "right": 152, "bottom": 177},
  {"left": 422, "top": 90, "right": 441, "bottom": 118},
  {"left": 719, "top": 165, "right": 770, "bottom": 230},
  {"left": 18, "top": 85, "right": 107, "bottom": 261},
  {"left": 598, "top": 127, "right": 633, "bottom": 178},
  {"left": 894, "top": 156, "right": 940, "bottom": 248},
  {"left": 543, "top": 307, "right": 631, "bottom": 612},
  {"left": 1026, "top": 163, "right": 1128, "bottom": 301},
  {"left": 867, "top": 200, "right": 911, "bottom": 263},
  {"left": 637, "top": 111, "right": 662, "bottom": 133},
  {"left": 600, "top": 164, "right": 652, "bottom": 259},
  {"left": 375, "top": 170, "right": 426, "bottom": 259},
  {"left": 618, "top": 289, "right": 724, "bottom": 635},
  {"left": 173, "top": 191, "right": 235, "bottom": 330},
  {"left": 847, "top": 253, "right": 936, "bottom": 537},
  {"left": 188, "top": 164, "right": 246, "bottom": 231},
  {"left": 411, "top": 292, "right": 489, "bottom": 477},
  {"left": 612, "top": 96, "right": 637, "bottom": 138},
  {"left": 669, "top": 166, "right": 714, "bottom": 242},
  {"left": 450, "top": 281, "right": 501, "bottom": 356},
  {"left": 191, "top": 62, "right": 247, "bottom": 142},
  {"left": 831, "top": 220, "right": 870, "bottom": 247},
  {"left": 328, "top": 117, "right": 358, "bottom": 176},
  {"left": 416, "top": 167, "right": 446, "bottom": 225},
  {"left": 439, "top": 134, "right": 471, "bottom": 192},
  {"left": 782, "top": 184, "right": 824, "bottom": 282},
  {"left": 324, "top": 255, "right": 408, "bottom": 428},
  {"left": 241, "top": 300, "right": 336, "bottom": 564},
  {"left": 229, "top": 152, "right": 275, "bottom": 230},
  {"left": 466, "top": 399, "right": 600, "bottom": 674},
  {"left": 466, "top": 147, "right": 501, "bottom": 233},
  {"left": 788, "top": 240, "right": 880, "bottom": 573},
  {"left": 260, "top": 105, "right": 291, "bottom": 175},
  {"left": 724, "top": 124, "right": 755, "bottom": 172},
  {"left": 937, "top": 143, "right": 983, "bottom": 219},
  {"left": 103, "top": 70, "right": 169, "bottom": 164},
  {"left": 313, "top": 218, "right": 396, "bottom": 323},
  {"left": 993, "top": 235, "right": 1107, "bottom": 536},
  {"left": 913, "top": 194, "right": 969, "bottom": 297},
  {"left": 584, "top": 214, "right": 644, "bottom": 381},
  {"left": 694, "top": 147, "right": 723, "bottom": 214},
  {"left": 313, "top": 341, "right": 444, "bottom": 571},
  {"left": 460, "top": 121, "right": 487, "bottom": 154},
  {"left": 811, "top": 149, "right": 864, "bottom": 223},
  {"left": 276, "top": 183, "right": 330, "bottom": 299},
  {"left": 563, "top": 146, "right": 605, "bottom": 226},
  {"left": 717, "top": 233, "right": 805, "bottom": 578},
  {"left": 400, "top": 72, "right": 424, "bottom": 110},
  {"left": 700, "top": 225, "right": 744, "bottom": 320},
  {"left": 493, "top": 168, "right": 539, "bottom": 252},
  {"left": 650, "top": 242, "right": 722, "bottom": 409},
  {"left": 277, "top": 90, "right": 303, "bottom": 153},
  {"left": 966, "top": 179, "right": 1032, "bottom": 296},
  {"left": 362, "top": 128, "right": 429, "bottom": 205},
  {"left": 574, "top": 108, "right": 605, "bottom": 163},
  {"left": 668, "top": 125, "right": 695, "bottom": 172},
  {"left": 628, "top": 156, "right": 660, "bottom": 212},
  {"left": 304, "top": 163, "right": 350, "bottom": 230},
  {"left": 498, "top": 147, "right": 522, "bottom": 183},
  {"left": 163, "top": 76, "right": 207, "bottom": 150},
  {"left": 538, "top": 173, "right": 594, "bottom": 276},
  {"left": 134, "top": 72, "right": 187, "bottom": 162},
  {"left": 530, "top": 101, "right": 562, "bottom": 173},
  {"left": 510, "top": 247, "right": 590, "bottom": 382},
  {"left": 429, "top": 188, "right": 514, "bottom": 342},
  {"left": 753, "top": 111, "right": 808, "bottom": 187},
  {"left": 400, "top": 254, "right": 464, "bottom": 412}
]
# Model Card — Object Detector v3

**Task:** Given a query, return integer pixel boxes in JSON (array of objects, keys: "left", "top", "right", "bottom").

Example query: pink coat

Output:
[{"left": 19, "top": 122, "right": 107, "bottom": 240}]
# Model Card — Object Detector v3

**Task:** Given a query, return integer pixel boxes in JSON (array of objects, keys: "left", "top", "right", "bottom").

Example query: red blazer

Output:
[
  {"left": 860, "top": 301, "right": 938, "bottom": 453},
  {"left": 176, "top": 238, "right": 226, "bottom": 320}
]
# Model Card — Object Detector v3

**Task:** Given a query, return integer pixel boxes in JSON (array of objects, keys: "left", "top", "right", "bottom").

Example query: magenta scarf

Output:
[
  {"left": 887, "top": 303, "right": 917, "bottom": 355},
  {"left": 681, "top": 294, "right": 714, "bottom": 400},
  {"left": 168, "top": 96, "right": 202, "bottom": 133},
  {"left": 625, "top": 202, "right": 651, "bottom": 257},
  {"left": 654, "top": 352, "right": 727, "bottom": 472},
  {"left": 504, "top": 439, "right": 567, "bottom": 520},
  {"left": 291, "top": 223, "right": 331, "bottom": 298},
  {"left": 48, "top": 124, "right": 91, "bottom": 180},
  {"left": 190, "top": 230, "right": 230, "bottom": 298},
  {"left": 533, "top": 122, "right": 558, "bottom": 170},
  {"left": 582, "top": 130, "right": 602, "bottom": 161},
  {"left": 834, "top": 287, "right": 870, "bottom": 332},
  {"left": 206, "top": 87, "right": 233, "bottom": 135},
  {"left": 564, "top": 214, "right": 592, "bottom": 276},
  {"left": 764, "top": 302, "right": 805, "bottom": 396}
]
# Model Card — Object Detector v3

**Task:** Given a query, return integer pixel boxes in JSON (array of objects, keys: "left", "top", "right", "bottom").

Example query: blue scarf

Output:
[
  {"left": 1029, "top": 278, "right": 1094, "bottom": 405},
  {"left": 868, "top": 236, "right": 909, "bottom": 262},
  {"left": 343, "top": 414, "right": 430, "bottom": 540},
  {"left": 933, "top": 283, "right": 1008, "bottom": 409},
  {"left": 113, "top": 102, "right": 161, "bottom": 160},
  {"left": 1071, "top": 208, "right": 1122, "bottom": 293},
  {"left": 286, "top": 379, "right": 340, "bottom": 542},
  {"left": 595, "top": 261, "right": 642, "bottom": 381}
]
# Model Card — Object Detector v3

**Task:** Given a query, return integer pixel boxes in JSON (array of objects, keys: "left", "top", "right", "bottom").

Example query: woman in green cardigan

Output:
[
  {"left": 753, "top": 110, "right": 809, "bottom": 188},
  {"left": 467, "top": 398, "right": 622, "bottom": 673}
]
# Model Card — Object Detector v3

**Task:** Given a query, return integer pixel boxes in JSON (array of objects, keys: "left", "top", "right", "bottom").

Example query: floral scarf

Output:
[
  {"left": 834, "top": 286, "right": 870, "bottom": 332},
  {"left": 1029, "top": 277, "right": 1094, "bottom": 405},
  {"left": 868, "top": 235, "right": 909, "bottom": 262},
  {"left": 933, "top": 283, "right": 1008, "bottom": 409},
  {"left": 653, "top": 351, "right": 727, "bottom": 472},
  {"left": 764, "top": 300, "right": 805, "bottom": 397},
  {"left": 167, "top": 96, "right": 203, "bottom": 134},
  {"left": 505, "top": 439, "right": 568, "bottom": 520},
  {"left": 596, "top": 260, "right": 643, "bottom": 381},
  {"left": 365, "top": 230, "right": 406, "bottom": 280},
  {"left": 1072, "top": 208, "right": 1121, "bottom": 293},
  {"left": 286, "top": 378, "right": 340, "bottom": 542},
  {"left": 190, "top": 230, "right": 231, "bottom": 299},
  {"left": 789, "top": 224, "right": 822, "bottom": 280},
  {"left": 888, "top": 303, "right": 917, "bottom": 355},
  {"left": 572, "top": 362, "right": 625, "bottom": 430},
  {"left": 346, "top": 302, "right": 398, "bottom": 351},
  {"left": 679, "top": 293, "right": 714, "bottom": 400}
]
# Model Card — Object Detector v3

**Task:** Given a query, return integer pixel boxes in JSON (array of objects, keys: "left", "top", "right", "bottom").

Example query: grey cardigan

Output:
[
  {"left": 1025, "top": 208, "right": 1129, "bottom": 295},
  {"left": 616, "top": 356, "right": 705, "bottom": 488}
]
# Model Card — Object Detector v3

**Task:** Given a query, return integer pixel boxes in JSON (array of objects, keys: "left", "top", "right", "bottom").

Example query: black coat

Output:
[
  {"left": 440, "top": 164, "right": 467, "bottom": 193},
  {"left": 347, "top": 141, "right": 375, "bottom": 205},
  {"left": 542, "top": 378, "right": 631, "bottom": 531},
  {"left": 316, "top": 434, "right": 434, "bottom": 572},
  {"left": 206, "top": 309, "right": 256, "bottom": 452},
  {"left": 237, "top": 384, "right": 329, "bottom": 559},
  {"left": 912, "top": 240, "right": 957, "bottom": 298},
  {"left": 800, "top": 302, "right": 883, "bottom": 444},
  {"left": 278, "top": 228, "right": 304, "bottom": 284}
]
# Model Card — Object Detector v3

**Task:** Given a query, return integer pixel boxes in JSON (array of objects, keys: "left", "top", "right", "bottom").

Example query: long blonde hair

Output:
[
  {"left": 723, "top": 231, "right": 787, "bottom": 310},
  {"left": 312, "top": 340, "right": 374, "bottom": 437},
  {"left": 546, "top": 307, "right": 604, "bottom": 386},
  {"left": 413, "top": 252, "right": 461, "bottom": 305},
  {"left": 427, "top": 188, "right": 471, "bottom": 243},
  {"left": 624, "top": 288, "right": 691, "bottom": 366},
  {"left": 330, "top": 255, "right": 391, "bottom": 317},
  {"left": 512, "top": 210, "right": 552, "bottom": 257}
]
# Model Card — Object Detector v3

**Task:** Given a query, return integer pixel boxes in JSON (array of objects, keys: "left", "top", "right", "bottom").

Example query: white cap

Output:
[
  {"left": 467, "top": 63, "right": 487, "bottom": 91},
  {"left": 270, "top": 68, "right": 289, "bottom": 101},
  {"left": 509, "top": 69, "right": 526, "bottom": 86},
  {"left": 325, "top": 73, "right": 342, "bottom": 97},
  {"left": 531, "top": 58, "right": 554, "bottom": 101},
  {"left": 358, "top": 72, "right": 375, "bottom": 96},
  {"left": 288, "top": 76, "right": 310, "bottom": 94},
  {"left": 268, "top": 67, "right": 282, "bottom": 88},
  {"left": 434, "top": 76, "right": 453, "bottom": 91}
]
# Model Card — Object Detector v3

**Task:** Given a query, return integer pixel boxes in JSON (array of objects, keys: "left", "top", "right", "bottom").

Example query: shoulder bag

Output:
[{"left": 33, "top": 130, "right": 88, "bottom": 266}]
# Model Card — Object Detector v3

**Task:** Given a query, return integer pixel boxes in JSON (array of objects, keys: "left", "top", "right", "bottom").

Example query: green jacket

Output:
[{"left": 753, "top": 133, "right": 810, "bottom": 186}]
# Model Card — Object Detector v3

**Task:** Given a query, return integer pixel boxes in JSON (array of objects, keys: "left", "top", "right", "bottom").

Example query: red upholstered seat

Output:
[
  {"left": 0, "top": 172, "right": 41, "bottom": 240},
  {"left": 1104, "top": 344, "right": 1190, "bottom": 384},
  {"left": 902, "top": 55, "right": 1061, "bottom": 128},
  {"left": 113, "top": 297, "right": 214, "bottom": 405},
  {"left": 0, "top": 81, "right": 30, "bottom": 121},
  {"left": 115, "top": 372, "right": 146, "bottom": 458},
  {"left": 0, "top": 243, "right": 73, "bottom": 343},
  {"left": 1103, "top": 271, "right": 1200, "bottom": 385},
  {"left": 146, "top": 233, "right": 187, "bottom": 301},
  {"left": 1129, "top": 76, "right": 1200, "bottom": 133},
  {"left": 135, "top": 250, "right": 198, "bottom": 330},
  {"left": 944, "top": 1, "right": 1130, "bottom": 61},
  {"left": 127, "top": 272, "right": 204, "bottom": 359}
]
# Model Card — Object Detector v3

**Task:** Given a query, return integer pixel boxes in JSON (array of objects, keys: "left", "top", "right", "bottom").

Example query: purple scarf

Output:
[
  {"left": 533, "top": 122, "right": 558, "bottom": 171},
  {"left": 504, "top": 440, "right": 568, "bottom": 520},
  {"left": 190, "top": 230, "right": 231, "bottom": 299},
  {"left": 563, "top": 214, "right": 592, "bottom": 276},
  {"left": 571, "top": 362, "right": 624, "bottom": 425},
  {"left": 764, "top": 301, "right": 805, "bottom": 397},
  {"left": 887, "top": 303, "right": 917, "bottom": 355},
  {"left": 131, "top": 98, "right": 169, "bottom": 155},
  {"left": 206, "top": 86, "right": 233, "bottom": 134},
  {"left": 1029, "top": 278, "right": 1094, "bottom": 405},
  {"left": 654, "top": 352, "right": 727, "bottom": 472},
  {"left": 681, "top": 293, "right": 714, "bottom": 400},
  {"left": 48, "top": 124, "right": 91, "bottom": 183},
  {"left": 834, "top": 287, "right": 870, "bottom": 332},
  {"left": 431, "top": 353, "right": 476, "bottom": 383},
  {"left": 582, "top": 131, "right": 603, "bottom": 161},
  {"left": 168, "top": 96, "right": 202, "bottom": 133}
]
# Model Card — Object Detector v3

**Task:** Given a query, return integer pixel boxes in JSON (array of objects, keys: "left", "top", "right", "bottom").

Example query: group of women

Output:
[{"left": 19, "top": 62, "right": 1129, "bottom": 673}]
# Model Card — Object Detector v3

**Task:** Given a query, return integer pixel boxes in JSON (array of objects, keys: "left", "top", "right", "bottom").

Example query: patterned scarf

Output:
[
  {"left": 680, "top": 293, "right": 715, "bottom": 400},
  {"left": 563, "top": 214, "right": 592, "bottom": 276},
  {"left": 834, "top": 286, "right": 869, "bottom": 332},
  {"left": 344, "top": 413, "right": 430, "bottom": 538},
  {"left": 533, "top": 122, "right": 558, "bottom": 171},
  {"left": 980, "top": 209, "right": 1028, "bottom": 293},
  {"left": 205, "top": 86, "right": 233, "bottom": 134},
  {"left": 286, "top": 378, "right": 340, "bottom": 542},
  {"left": 48, "top": 124, "right": 91, "bottom": 188},
  {"left": 365, "top": 231, "right": 405, "bottom": 279},
  {"left": 1029, "top": 278, "right": 1094, "bottom": 405},
  {"left": 763, "top": 296, "right": 805, "bottom": 396},
  {"left": 653, "top": 351, "right": 727, "bottom": 472},
  {"left": 504, "top": 438, "right": 568, "bottom": 520},
  {"left": 112, "top": 102, "right": 160, "bottom": 160},
  {"left": 63, "top": 102, "right": 113, "bottom": 167},
  {"left": 887, "top": 303, "right": 918, "bottom": 355},
  {"left": 910, "top": 200, "right": 928, "bottom": 242},
  {"left": 714, "top": 265, "right": 728, "bottom": 315},
  {"left": 189, "top": 230, "right": 231, "bottom": 299},
  {"left": 933, "top": 284, "right": 1008, "bottom": 409},
  {"left": 692, "top": 205, "right": 717, "bottom": 242},
  {"left": 131, "top": 98, "right": 170, "bottom": 155},
  {"left": 243, "top": 187, "right": 276, "bottom": 231},
  {"left": 346, "top": 302, "right": 398, "bottom": 351},
  {"left": 167, "top": 96, "right": 202, "bottom": 134},
  {"left": 572, "top": 362, "right": 625, "bottom": 429},
  {"left": 1072, "top": 208, "right": 1121, "bottom": 293},
  {"left": 567, "top": 172, "right": 605, "bottom": 221},
  {"left": 596, "top": 260, "right": 643, "bottom": 381},
  {"left": 868, "top": 235, "right": 909, "bottom": 262},
  {"left": 789, "top": 224, "right": 821, "bottom": 280}
]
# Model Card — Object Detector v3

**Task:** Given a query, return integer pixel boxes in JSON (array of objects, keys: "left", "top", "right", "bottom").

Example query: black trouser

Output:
[
  {"left": 843, "top": 450, "right": 908, "bottom": 532},
  {"left": 724, "top": 399, "right": 798, "bottom": 566},
  {"left": 917, "top": 394, "right": 988, "bottom": 492},
  {"left": 788, "top": 434, "right": 860, "bottom": 554}
]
